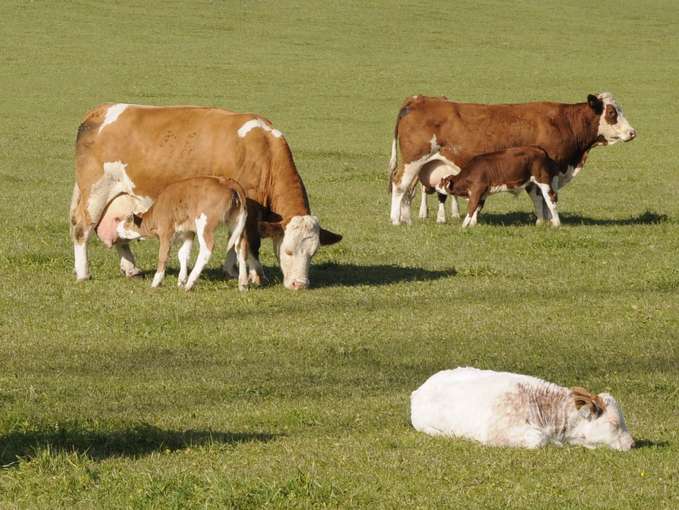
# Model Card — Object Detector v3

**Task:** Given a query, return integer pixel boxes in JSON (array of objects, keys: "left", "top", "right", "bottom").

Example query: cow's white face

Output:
[
  {"left": 572, "top": 392, "right": 634, "bottom": 451},
  {"left": 593, "top": 92, "right": 636, "bottom": 145},
  {"left": 274, "top": 215, "right": 321, "bottom": 290}
]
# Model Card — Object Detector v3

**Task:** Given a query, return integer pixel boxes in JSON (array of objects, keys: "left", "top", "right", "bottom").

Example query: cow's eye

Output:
[{"left": 285, "top": 249, "right": 293, "bottom": 257}]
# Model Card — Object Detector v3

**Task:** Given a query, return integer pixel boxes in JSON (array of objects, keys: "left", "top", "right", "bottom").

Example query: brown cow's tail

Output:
[
  {"left": 226, "top": 184, "right": 247, "bottom": 254},
  {"left": 388, "top": 98, "right": 419, "bottom": 192},
  {"left": 387, "top": 110, "right": 401, "bottom": 193}
]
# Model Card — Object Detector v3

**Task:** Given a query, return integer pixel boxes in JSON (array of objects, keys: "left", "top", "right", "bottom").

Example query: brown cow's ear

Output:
[
  {"left": 571, "top": 387, "right": 606, "bottom": 418},
  {"left": 319, "top": 228, "right": 342, "bottom": 246},
  {"left": 587, "top": 94, "right": 604, "bottom": 115},
  {"left": 258, "top": 220, "right": 284, "bottom": 238}
]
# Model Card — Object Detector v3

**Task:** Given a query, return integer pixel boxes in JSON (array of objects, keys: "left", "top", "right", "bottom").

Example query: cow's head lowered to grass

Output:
[
  {"left": 588, "top": 92, "right": 636, "bottom": 145},
  {"left": 259, "top": 215, "right": 341, "bottom": 290}
]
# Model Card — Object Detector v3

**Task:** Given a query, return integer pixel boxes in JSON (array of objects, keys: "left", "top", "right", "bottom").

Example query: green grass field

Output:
[{"left": 1, "top": 0, "right": 678, "bottom": 507}]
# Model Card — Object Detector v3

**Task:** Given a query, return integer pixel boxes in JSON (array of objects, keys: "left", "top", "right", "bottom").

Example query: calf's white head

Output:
[
  {"left": 588, "top": 92, "right": 636, "bottom": 145},
  {"left": 569, "top": 387, "right": 634, "bottom": 451},
  {"left": 259, "top": 215, "right": 341, "bottom": 290}
]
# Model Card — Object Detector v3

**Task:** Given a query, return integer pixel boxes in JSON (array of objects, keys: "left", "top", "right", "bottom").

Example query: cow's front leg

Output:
[
  {"left": 537, "top": 183, "right": 560, "bottom": 227},
  {"left": 450, "top": 195, "right": 461, "bottom": 219},
  {"left": 116, "top": 242, "right": 143, "bottom": 277},
  {"left": 436, "top": 192, "right": 447, "bottom": 224}
]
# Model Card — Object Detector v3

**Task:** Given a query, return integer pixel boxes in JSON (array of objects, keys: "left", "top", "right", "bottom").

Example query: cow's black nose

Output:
[{"left": 629, "top": 129, "right": 637, "bottom": 139}]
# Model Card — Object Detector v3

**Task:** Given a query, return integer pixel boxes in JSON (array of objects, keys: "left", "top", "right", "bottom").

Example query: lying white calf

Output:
[{"left": 411, "top": 367, "right": 634, "bottom": 450}]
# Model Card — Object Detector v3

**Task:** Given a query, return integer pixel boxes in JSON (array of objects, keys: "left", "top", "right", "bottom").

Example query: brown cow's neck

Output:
[
  {"left": 266, "top": 147, "right": 311, "bottom": 222},
  {"left": 564, "top": 103, "right": 601, "bottom": 162}
]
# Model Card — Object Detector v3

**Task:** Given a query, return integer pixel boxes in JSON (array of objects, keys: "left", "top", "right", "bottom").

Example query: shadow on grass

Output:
[
  {"left": 633, "top": 439, "right": 670, "bottom": 449},
  {"left": 138, "top": 264, "right": 455, "bottom": 289},
  {"left": 479, "top": 210, "right": 669, "bottom": 227},
  {"left": 0, "top": 422, "right": 278, "bottom": 466},
  {"left": 311, "top": 263, "right": 456, "bottom": 288}
]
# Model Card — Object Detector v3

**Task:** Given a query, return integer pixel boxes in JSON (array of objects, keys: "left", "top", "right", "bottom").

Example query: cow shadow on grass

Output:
[
  {"left": 479, "top": 210, "right": 669, "bottom": 227},
  {"left": 154, "top": 264, "right": 456, "bottom": 289},
  {"left": 0, "top": 422, "right": 278, "bottom": 466},
  {"left": 310, "top": 263, "right": 456, "bottom": 288}
]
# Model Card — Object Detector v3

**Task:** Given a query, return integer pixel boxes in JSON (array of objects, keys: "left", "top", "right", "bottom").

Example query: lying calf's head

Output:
[{"left": 569, "top": 387, "right": 634, "bottom": 451}]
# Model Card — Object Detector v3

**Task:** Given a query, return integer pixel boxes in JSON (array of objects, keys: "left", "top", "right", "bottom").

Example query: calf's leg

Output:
[
  {"left": 177, "top": 233, "right": 194, "bottom": 287},
  {"left": 462, "top": 192, "right": 482, "bottom": 229},
  {"left": 185, "top": 216, "right": 216, "bottom": 291},
  {"left": 152, "top": 232, "right": 173, "bottom": 288}
]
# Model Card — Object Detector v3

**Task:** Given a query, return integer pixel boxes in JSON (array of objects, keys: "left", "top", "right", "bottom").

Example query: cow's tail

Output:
[
  {"left": 226, "top": 186, "right": 248, "bottom": 254},
  {"left": 387, "top": 112, "right": 402, "bottom": 193}
]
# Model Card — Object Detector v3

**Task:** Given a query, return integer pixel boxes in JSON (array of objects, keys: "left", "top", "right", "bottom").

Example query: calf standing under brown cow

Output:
[
  {"left": 114, "top": 176, "right": 249, "bottom": 291},
  {"left": 437, "top": 146, "right": 561, "bottom": 228}
]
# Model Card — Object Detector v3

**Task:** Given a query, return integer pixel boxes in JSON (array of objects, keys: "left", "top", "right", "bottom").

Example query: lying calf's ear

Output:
[
  {"left": 258, "top": 220, "right": 284, "bottom": 238},
  {"left": 571, "top": 387, "right": 606, "bottom": 418},
  {"left": 319, "top": 228, "right": 342, "bottom": 246}
]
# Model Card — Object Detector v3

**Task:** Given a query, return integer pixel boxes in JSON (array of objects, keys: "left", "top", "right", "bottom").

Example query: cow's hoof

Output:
[
  {"left": 121, "top": 267, "right": 144, "bottom": 278},
  {"left": 535, "top": 219, "right": 545, "bottom": 226},
  {"left": 76, "top": 274, "right": 91, "bottom": 282}
]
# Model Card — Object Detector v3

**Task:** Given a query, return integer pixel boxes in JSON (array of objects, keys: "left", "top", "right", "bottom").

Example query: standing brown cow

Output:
[
  {"left": 387, "top": 93, "right": 636, "bottom": 225},
  {"left": 70, "top": 104, "right": 342, "bottom": 290}
]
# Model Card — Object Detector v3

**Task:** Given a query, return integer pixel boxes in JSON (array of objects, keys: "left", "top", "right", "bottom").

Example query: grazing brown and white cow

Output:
[
  {"left": 114, "top": 176, "right": 248, "bottom": 291},
  {"left": 436, "top": 146, "right": 561, "bottom": 228},
  {"left": 388, "top": 92, "right": 636, "bottom": 225},
  {"left": 411, "top": 367, "right": 635, "bottom": 450},
  {"left": 70, "top": 104, "right": 342, "bottom": 290}
]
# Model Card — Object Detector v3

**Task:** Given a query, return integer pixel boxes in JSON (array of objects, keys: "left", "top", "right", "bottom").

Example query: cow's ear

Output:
[
  {"left": 258, "top": 220, "right": 284, "bottom": 238},
  {"left": 319, "top": 228, "right": 342, "bottom": 246},
  {"left": 587, "top": 94, "right": 604, "bottom": 115},
  {"left": 571, "top": 387, "right": 606, "bottom": 418}
]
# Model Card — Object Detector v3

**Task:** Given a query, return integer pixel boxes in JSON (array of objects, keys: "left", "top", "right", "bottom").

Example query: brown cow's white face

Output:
[
  {"left": 259, "top": 215, "right": 342, "bottom": 290},
  {"left": 275, "top": 215, "right": 321, "bottom": 290},
  {"left": 592, "top": 92, "right": 636, "bottom": 145}
]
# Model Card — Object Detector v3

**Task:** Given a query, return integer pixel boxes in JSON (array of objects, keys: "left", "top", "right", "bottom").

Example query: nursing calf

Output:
[
  {"left": 411, "top": 367, "right": 634, "bottom": 451},
  {"left": 437, "top": 146, "right": 560, "bottom": 228},
  {"left": 115, "top": 176, "right": 248, "bottom": 291}
]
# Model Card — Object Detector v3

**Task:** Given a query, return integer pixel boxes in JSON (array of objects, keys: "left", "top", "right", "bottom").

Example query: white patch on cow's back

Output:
[
  {"left": 103, "top": 161, "right": 136, "bottom": 192},
  {"left": 98, "top": 104, "right": 129, "bottom": 134},
  {"left": 237, "top": 118, "right": 283, "bottom": 138}
]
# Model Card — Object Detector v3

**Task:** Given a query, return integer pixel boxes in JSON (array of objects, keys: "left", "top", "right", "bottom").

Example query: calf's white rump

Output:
[{"left": 411, "top": 367, "right": 634, "bottom": 450}]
